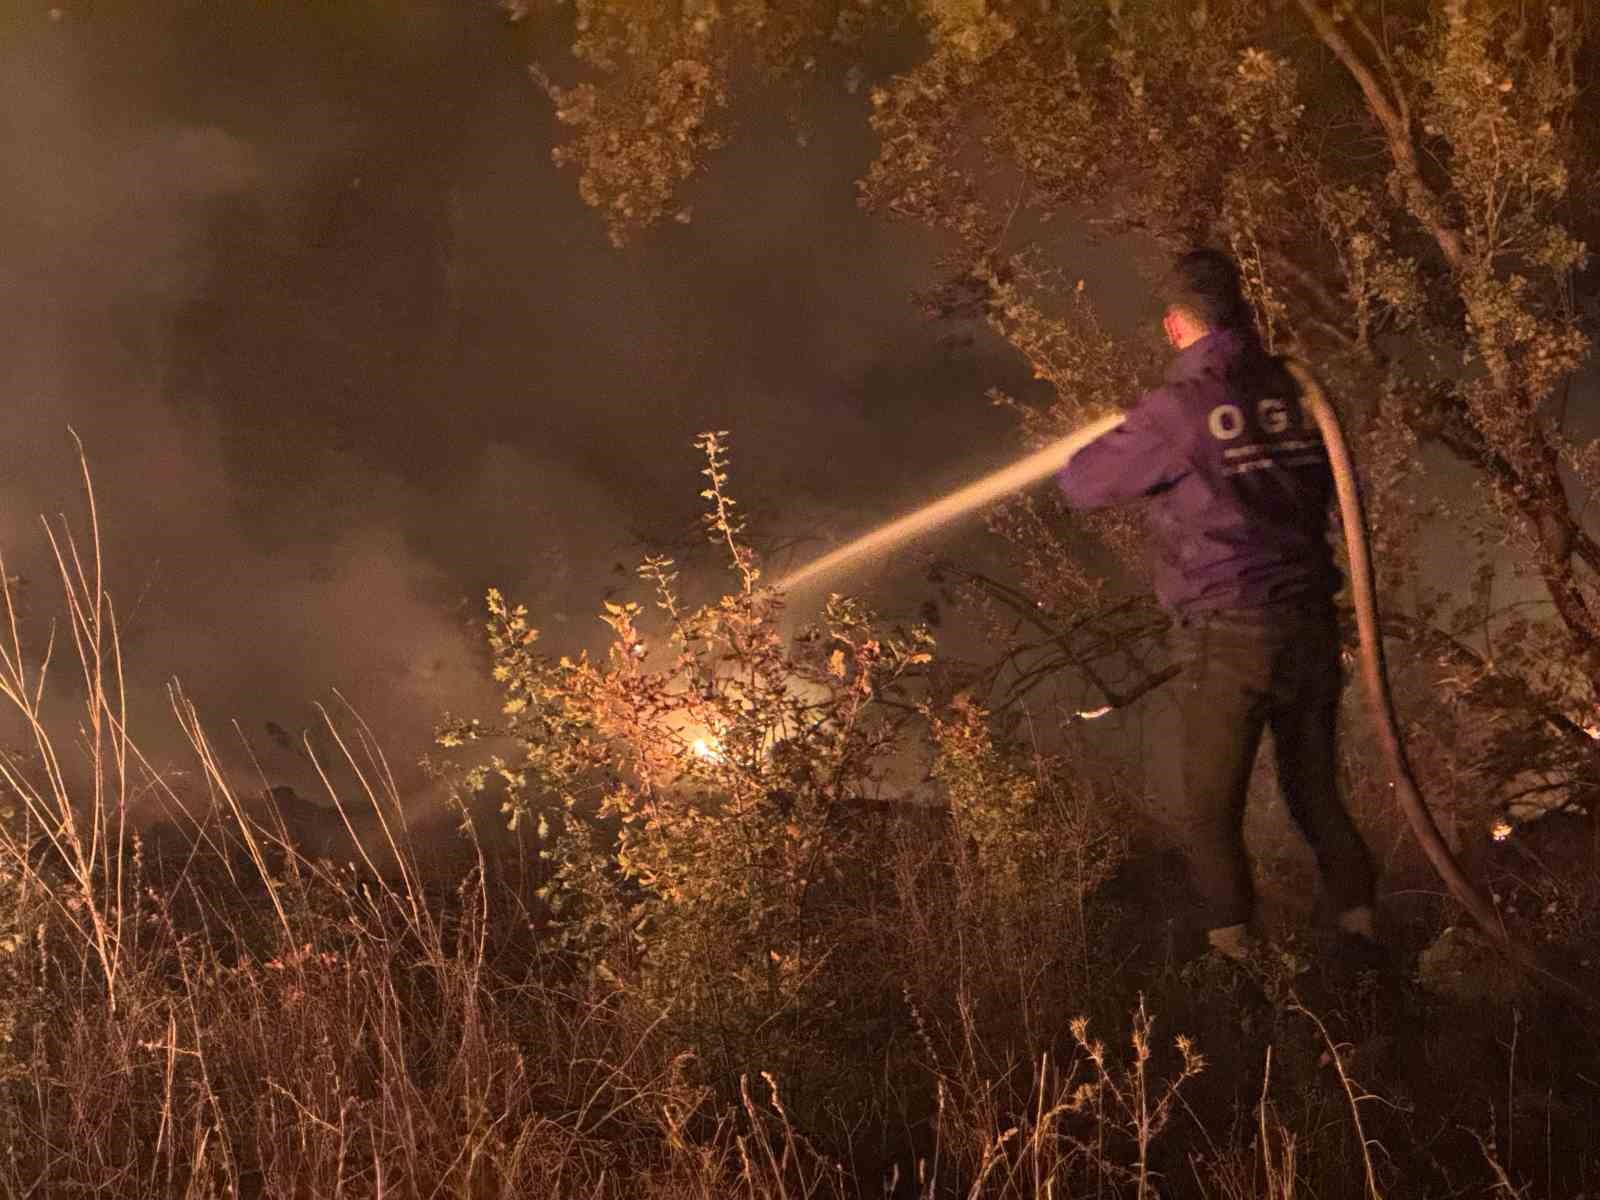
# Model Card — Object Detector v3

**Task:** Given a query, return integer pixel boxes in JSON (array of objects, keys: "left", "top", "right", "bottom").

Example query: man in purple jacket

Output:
[{"left": 1058, "top": 249, "right": 1377, "bottom": 963}]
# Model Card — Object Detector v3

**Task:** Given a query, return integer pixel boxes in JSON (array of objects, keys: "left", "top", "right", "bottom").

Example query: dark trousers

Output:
[{"left": 1171, "top": 602, "right": 1376, "bottom": 930}]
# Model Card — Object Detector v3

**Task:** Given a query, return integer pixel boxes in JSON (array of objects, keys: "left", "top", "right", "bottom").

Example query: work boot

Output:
[
  {"left": 1323, "top": 905, "right": 1408, "bottom": 1027},
  {"left": 1331, "top": 905, "right": 1392, "bottom": 974},
  {"left": 1335, "top": 905, "right": 1378, "bottom": 941}
]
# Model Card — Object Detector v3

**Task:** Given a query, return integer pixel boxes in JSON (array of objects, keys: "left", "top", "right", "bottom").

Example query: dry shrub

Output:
[
  {"left": 2, "top": 441, "right": 1592, "bottom": 1199},
  {"left": 0, "top": 453, "right": 864, "bottom": 1198}
]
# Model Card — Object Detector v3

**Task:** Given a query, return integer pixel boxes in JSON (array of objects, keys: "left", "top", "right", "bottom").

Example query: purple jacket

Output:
[{"left": 1057, "top": 328, "right": 1340, "bottom": 615}]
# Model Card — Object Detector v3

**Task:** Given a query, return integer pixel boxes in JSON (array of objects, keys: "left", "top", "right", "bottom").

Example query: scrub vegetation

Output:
[
  {"left": 0, "top": 440, "right": 1594, "bottom": 1198},
  {"left": 1, "top": 1, "right": 1599, "bottom": 1196}
]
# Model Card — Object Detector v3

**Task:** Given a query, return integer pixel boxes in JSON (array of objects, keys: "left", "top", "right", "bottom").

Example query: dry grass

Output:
[{"left": 0, "top": 460, "right": 1594, "bottom": 1199}]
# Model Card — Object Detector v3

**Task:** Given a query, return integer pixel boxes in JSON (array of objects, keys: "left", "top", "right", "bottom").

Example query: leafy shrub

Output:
[{"left": 451, "top": 433, "right": 937, "bottom": 1083}]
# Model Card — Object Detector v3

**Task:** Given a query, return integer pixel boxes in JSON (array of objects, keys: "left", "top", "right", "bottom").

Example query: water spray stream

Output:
[
  {"left": 774, "top": 361, "right": 1592, "bottom": 1007},
  {"left": 775, "top": 412, "right": 1127, "bottom": 594}
]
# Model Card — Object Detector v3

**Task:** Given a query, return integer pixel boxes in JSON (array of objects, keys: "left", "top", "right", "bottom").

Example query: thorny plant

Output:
[
  {"left": 876, "top": 1001, "right": 1206, "bottom": 1200},
  {"left": 1069, "top": 996, "right": 1208, "bottom": 1200}
]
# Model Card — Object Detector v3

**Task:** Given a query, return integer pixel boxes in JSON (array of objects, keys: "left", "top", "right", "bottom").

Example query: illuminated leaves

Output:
[
  {"left": 930, "top": 696, "right": 1123, "bottom": 930},
  {"left": 525, "top": 0, "right": 918, "bottom": 245},
  {"left": 1420, "top": 1, "right": 1580, "bottom": 239},
  {"left": 1311, "top": 184, "right": 1423, "bottom": 351},
  {"left": 446, "top": 432, "right": 939, "bottom": 1049},
  {"left": 514, "top": 0, "right": 1600, "bottom": 819},
  {"left": 922, "top": 0, "right": 1015, "bottom": 63},
  {"left": 535, "top": 57, "right": 727, "bottom": 248},
  {"left": 1224, "top": 47, "right": 1303, "bottom": 154}
]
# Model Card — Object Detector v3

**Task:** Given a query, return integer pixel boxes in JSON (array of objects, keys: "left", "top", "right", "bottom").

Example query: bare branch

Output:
[
  {"left": 1267, "top": 249, "right": 1363, "bottom": 353},
  {"left": 1295, "top": 0, "right": 1467, "bottom": 272},
  {"left": 937, "top": 564, "right": 1175, "bottom": 710},
  {"left": 1379, "top": 610, "right": 1598, "bottom": 752},
  {"left": 1332, "top": 0, "right": 1411, "bottom": 129}
]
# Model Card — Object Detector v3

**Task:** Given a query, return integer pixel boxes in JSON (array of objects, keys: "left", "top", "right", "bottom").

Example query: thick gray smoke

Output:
[{"left": 0, "top": 1, "right": 1040, "bottom": 813}]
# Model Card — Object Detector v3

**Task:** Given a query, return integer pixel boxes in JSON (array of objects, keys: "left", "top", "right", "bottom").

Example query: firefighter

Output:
[{"left": 1057, "top": 249, "right": 1378, "bottom": 963}]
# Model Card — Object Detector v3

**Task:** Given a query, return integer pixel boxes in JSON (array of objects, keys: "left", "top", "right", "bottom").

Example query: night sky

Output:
[{"left": 5, "top": 1, "right": 1161, "bottom": 799}]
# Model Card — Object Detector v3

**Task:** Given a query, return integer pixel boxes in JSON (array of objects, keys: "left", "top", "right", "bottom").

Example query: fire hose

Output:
[
  {"left": 1284, "top": 361, "right": 1493, "bottom": 930},
  {"left": 1289, "top": 359, "right": 1589, "bottom": 1007},
  {"left": 778, "top": 359, "right": 1591, "bottom": 1005}
]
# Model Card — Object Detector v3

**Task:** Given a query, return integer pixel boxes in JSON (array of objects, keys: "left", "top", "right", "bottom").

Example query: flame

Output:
[
  {"left": 1490, "top": 818, "right": 1513, "bottom": 843},
  {"left": 1074, "top": 705, "right": 1113, "bottom": 722}
]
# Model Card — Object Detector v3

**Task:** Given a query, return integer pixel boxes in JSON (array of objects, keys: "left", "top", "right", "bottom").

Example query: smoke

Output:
[
  {"left": 0, "top": 3, "right": 589, "bottom": 800},
  {"left": 0, "top": 1, "right": 1043, "bottom": 814}
]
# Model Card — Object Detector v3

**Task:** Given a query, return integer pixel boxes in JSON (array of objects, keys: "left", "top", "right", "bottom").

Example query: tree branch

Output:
[
  {"left": 1332, "top": 0, "right": 1411, "bottom": 129},
  {"left": 1412, "top": 387, "right": 1600, "bottom": 581},
  {"left": 1295, "top": 0, "right": 1467, "bottom": 272},
  {"left": 1267, "top": 249, "right": 1363, "bottom": 353},
  {"left": 937, "top": 564, "right": 1174, "bottom": 709},
  {"left": 1379, "top": 610, "right": 1599, "bottom": 752}
]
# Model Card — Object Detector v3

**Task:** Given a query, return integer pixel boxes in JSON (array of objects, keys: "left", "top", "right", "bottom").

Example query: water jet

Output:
[
  {"left": 775, "top": 361, "right": 1592, "bottom": 1007},
  {"left": 775, "top": 412, "right": 1127, "bottom": 594}
]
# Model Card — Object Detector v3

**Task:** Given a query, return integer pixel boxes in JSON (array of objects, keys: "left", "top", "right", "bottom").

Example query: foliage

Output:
[
  {"left": 927, "top": 693, "right": 1122, "bottom": 968},
  {"left": 511, "top": 0, "right": 918, "bottom": 245},
  {"left": 520, "top": 0, "right": 1600, "bottom": 835},
  {"left": 449, "top": 432, "right": 941, "bottom": 1079},
  {"left": 438, "top": 432, "right": 1150, "bottom": 1163},
  {"left": 0, "top": 454, "right": 1591, "bottom": 1196}
]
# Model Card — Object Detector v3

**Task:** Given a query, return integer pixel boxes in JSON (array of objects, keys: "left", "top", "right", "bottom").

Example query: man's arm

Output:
[{"left": 1056, "top": 394, "right": 1188, "bottom": 510}]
